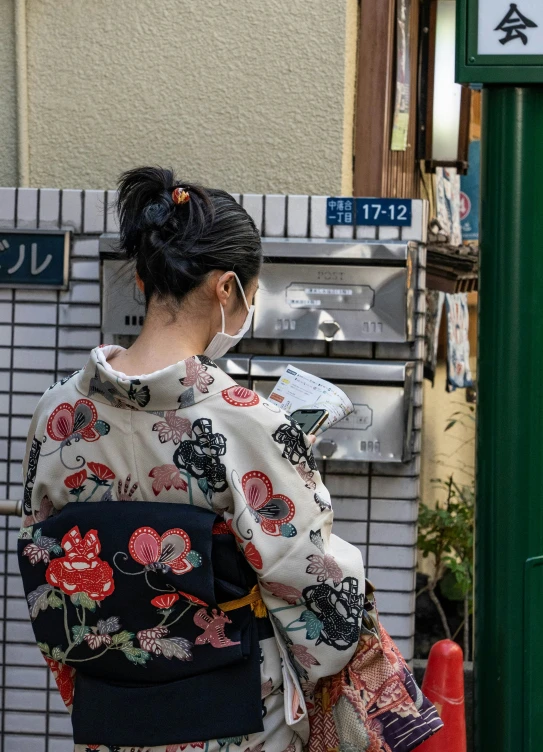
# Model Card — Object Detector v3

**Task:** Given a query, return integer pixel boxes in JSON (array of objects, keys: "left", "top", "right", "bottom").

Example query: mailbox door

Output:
[
  {"left": 102, "top": 259, "right": 145, "bottom": 335},
  {"left": 254, "top": 264, "right": 411, "bottom": 342},
  {"left": 215, "top": 356, "right": 250, "bottom": 387},
  {"left": 251, "top": 380, "right": 411, "bottom": 463}
]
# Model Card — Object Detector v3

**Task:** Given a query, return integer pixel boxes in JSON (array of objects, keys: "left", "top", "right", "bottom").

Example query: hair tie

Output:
[{"left": 172, "top": 187, "right": 190, "bottom": 205}]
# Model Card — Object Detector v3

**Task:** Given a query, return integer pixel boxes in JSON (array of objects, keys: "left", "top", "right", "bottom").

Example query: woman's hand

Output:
[{"left": 307, "top": 434, "right": 317, "bottom": 445}]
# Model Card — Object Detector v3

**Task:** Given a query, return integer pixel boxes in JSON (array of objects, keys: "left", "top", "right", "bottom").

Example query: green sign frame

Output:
[{"left": 456, "top": 0, "right": 543, "bottom": 84}]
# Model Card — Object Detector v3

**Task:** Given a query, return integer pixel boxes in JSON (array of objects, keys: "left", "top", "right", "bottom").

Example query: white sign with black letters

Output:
[{"left": 478, "top": 0, "right": 543, "bottom": 55}]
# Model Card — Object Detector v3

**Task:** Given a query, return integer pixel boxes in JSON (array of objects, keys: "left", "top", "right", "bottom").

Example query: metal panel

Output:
[
  {"left": 101, "top": 258, "right": 144, "bottom": 335},
  {"left": 255, "top": 263, "right": 412, "bottom": 342},
  {"left": 249, "top": 356, "right": 410, "bottom": 383},
  {"left": 250, "top": 357, "right": 414, "bottom": 463},
  {"left": 261, "top": 238, "right": 412, "bottom": 260},
  {"left": 215, "top": 356, "right": 251, "bottom": 377}
]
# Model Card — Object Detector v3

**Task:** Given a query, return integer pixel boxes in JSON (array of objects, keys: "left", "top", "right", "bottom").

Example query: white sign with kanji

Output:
[{"left": 478, "top": 0, "right": 543, "bottom": 55}]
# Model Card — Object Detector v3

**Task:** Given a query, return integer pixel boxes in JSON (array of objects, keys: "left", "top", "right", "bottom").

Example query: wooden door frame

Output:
[
  {"left": 353, "top": 0, "right": 396, "bottom": 197},
  {"left": 353, "top": 0, "right": 421, "bottom": 198}
]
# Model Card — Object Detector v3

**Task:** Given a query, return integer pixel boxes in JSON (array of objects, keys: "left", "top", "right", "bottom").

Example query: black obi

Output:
[{"left": 18, "top": 501, "right": 272, "bottom": 747}]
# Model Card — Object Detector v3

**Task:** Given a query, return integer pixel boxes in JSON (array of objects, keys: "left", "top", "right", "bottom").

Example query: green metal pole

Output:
[{"left": 477, "top": 86, "right": 543, "bottom": 752}]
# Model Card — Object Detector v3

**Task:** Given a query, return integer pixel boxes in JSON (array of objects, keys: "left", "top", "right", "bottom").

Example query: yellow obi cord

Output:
[{"left": 218, "top": 585, "right": 268, "bottom": 618}]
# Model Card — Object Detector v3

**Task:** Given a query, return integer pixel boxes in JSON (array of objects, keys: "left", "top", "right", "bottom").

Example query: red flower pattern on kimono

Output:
[
  {"left": 87, "top": 462, "right": 115, "bottom": 481},
  {"left": 241, "top": 470, "right": 296, "bottom": 537},
  {"left": 64, "top": 470, "right": 87, "bottom": 490},
  {"left": 178, "top": 590, "right": 209, "bottom": 606},
  {"left": 151, "top": 593, "right": 180, "bottom": 609},
  {"left": 46, "top": 526, "right": 115, "bottom": 601},
  {"left": 44, "top": 656, "right": 75, "bottom": 709}
]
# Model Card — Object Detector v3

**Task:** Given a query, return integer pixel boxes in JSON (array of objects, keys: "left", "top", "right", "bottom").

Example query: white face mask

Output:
[{"left": 203, "top": 273, "right": 255, "bottom": 360}]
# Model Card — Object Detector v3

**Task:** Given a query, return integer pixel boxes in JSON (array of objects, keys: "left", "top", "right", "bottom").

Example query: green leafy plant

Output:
[{"left": 418, "top": 475, "right": 474, "bottom": 658}]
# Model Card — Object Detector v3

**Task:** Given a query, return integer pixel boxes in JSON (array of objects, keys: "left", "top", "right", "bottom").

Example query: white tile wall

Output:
[
  {"left": 16, "top": 189, "right": 39, "bottom": 230},
  {"left": 241, "top": 194, "right": 264, "bottom": 233},
  {"left": 83, "top": 189, "right": 105, "bottom": 234},
  {"left": 13, "top": 328, "right": 57, "bottom": 348},
  {"left": 38, "top": 189, "right": 61, "bottom": 230},
  {"left": 71, "top": 238, "right": 99, "bottom": 257},
  {"left": 106, "top": 189, "right": 119, "bottom": 233},
  {"left": 0, "top": 190, "right": 428, "bottom": 748},
  {"left": 0, "top": 187, "right": 16, "bottom": 228},
  {"left": 309, "top": 195, "right": 331, "bottom": 238},
  {"left": 285, "top": 195, "right": 308, "bottom": 237},
  {"left": 59, "top": 281, "right": 100, "bottom": 304},
  {"left": 263, "top": 194, "right": 286, "bottom": 237},
  {"left": 60, "top": 189, "right": 82, "bottom": 233},
  {"left": 14, "top": 304, "right": 57, "bottom": 325}
]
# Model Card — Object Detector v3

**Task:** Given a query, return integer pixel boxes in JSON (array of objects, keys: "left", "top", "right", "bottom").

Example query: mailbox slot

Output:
[
  {"left": 255, "top": 239, "right": 416, "bottom": 343},
  {"left": 249, "top": 357, "right": 414, "bottom": 463}
]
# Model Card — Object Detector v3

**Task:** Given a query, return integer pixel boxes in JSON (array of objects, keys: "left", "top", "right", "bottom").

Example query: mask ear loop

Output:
[
  {"left": 219, "top": 302, "right": 226, "bottom": 334},
  {"left": 233, "top": 273, "right": 251, "bottom": 312}
]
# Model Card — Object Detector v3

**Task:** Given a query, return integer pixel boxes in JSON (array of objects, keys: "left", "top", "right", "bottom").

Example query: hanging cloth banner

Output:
[
  {"left": 436, "top": 167, "right": 463, "bottom": 246},
  {"left": 445, "top": 292, "right": 474, "bottom": 392},
  {"left": 460, "top": 140, "right": 481, "bottom": 241},
  {"left": 424, "top": 290, "right": 445, "bottom": 384},
  {"left": 391, "top": 0, "right": 412, "bottom": 151}
]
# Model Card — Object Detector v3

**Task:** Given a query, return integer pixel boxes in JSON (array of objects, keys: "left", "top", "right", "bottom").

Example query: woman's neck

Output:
[{"left": 107, "top": 303, "right": 212, "bottom": 377}]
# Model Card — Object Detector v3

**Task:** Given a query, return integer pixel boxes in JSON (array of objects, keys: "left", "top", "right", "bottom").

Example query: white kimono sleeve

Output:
[{"left": 222, "top": 401, "right": 365, "bottom": 687}]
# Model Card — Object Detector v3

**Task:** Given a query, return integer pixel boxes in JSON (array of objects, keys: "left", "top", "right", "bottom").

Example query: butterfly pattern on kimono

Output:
[
  {"left": 240, "top": 471, "right": 296, "bottom": 538},
  {"left": 47, "top": 399, "right": 110, "bottom": 446},
  {"left": 128, "top": 526, "right": 202, "bottom": 575}
]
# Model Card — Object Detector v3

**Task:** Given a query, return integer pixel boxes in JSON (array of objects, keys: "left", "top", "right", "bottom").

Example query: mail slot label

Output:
[
  {"left": 286, "top": 283, "right": 375, "bottom": 311},
  {"left": 305, "top": 287, "right": 353, "bottom": 296}
]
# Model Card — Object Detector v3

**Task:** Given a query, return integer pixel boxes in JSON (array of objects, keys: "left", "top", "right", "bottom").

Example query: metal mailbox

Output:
[
  {"left": 100, "top": 237, "right": 145, "bottom": 335},
  {"left": 98, "top": 235, "right": 417, "bottom": 464},
  {"left": 249, "top": 357, "right": 415, "bottom": 463},
  {"left": 215, "top": 356, "right": 250, "bottom": 387},
  {"left": 255, "top": 240, "right": 416, "bottom": 343},
  {"left": 99, "top": 236, "right": 417, "bottom": 343}
]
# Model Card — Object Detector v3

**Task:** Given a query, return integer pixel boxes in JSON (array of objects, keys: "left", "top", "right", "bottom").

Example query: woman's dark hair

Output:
[{"left": 116, "top": 166, "right": 262, "bottom": 305}]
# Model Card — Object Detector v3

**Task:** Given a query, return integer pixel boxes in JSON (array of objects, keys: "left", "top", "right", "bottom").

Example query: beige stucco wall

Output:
[
  {"left": 0, "top": 0, "right": 17, "bottom": 186},
  {"left": 16, "top": 0, "right": 357, "bottom": 193},
  {"left": 421, "top": 361, "right": 476, "bottom": 512}
]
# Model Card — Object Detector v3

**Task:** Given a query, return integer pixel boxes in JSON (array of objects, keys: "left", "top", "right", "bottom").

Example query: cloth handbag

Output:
[{"left": 307, "top": 583, "right": 444, "bottom": 752}]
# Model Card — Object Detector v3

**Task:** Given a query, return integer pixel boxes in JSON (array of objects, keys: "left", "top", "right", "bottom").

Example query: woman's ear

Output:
[
  {"left": 135, "top": 273, "right": 145, "bottom": 293},
  {"left": 215, "top": 271, "right": 236, "bottom": 306}
]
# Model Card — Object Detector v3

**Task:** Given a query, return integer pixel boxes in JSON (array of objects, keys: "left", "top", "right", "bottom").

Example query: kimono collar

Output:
[{"left": 75, "top": 345, "right": 236, "bottom": 412}]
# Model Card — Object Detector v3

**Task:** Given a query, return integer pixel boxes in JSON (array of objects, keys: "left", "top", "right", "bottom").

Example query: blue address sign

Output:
[
  {"left": 327, "top": 197, "right": 412, "bottom": 227},
  {"left": 0, "top": 231, "right": 71, "bottom": 288}
]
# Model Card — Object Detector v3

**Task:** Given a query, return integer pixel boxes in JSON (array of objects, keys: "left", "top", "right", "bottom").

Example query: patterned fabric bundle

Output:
[{"left": 307, "top": 588, "right": 444, "bottom": 752}]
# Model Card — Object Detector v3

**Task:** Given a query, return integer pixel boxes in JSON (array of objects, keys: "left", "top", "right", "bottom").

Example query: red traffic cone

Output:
[{"left": 417, "top": 639, "right": 466, "bottom": 752}]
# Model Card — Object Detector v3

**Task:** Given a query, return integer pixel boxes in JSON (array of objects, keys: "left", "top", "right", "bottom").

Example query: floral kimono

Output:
[{"left": 18, "top": 345, "right": 368, "bottom": 752}]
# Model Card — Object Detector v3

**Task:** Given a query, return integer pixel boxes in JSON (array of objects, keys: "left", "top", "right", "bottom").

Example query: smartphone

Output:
[{"left": 289, "top": 408, "right": 329, "bottom": 435}]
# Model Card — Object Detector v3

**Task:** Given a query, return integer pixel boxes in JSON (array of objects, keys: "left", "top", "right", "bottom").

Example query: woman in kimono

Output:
[
  {"left": 18, "top": 168, "right": 367, "bottom": 752},
  {"left": 19, "top": 168, "right": 443, "bottom": 752}
]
